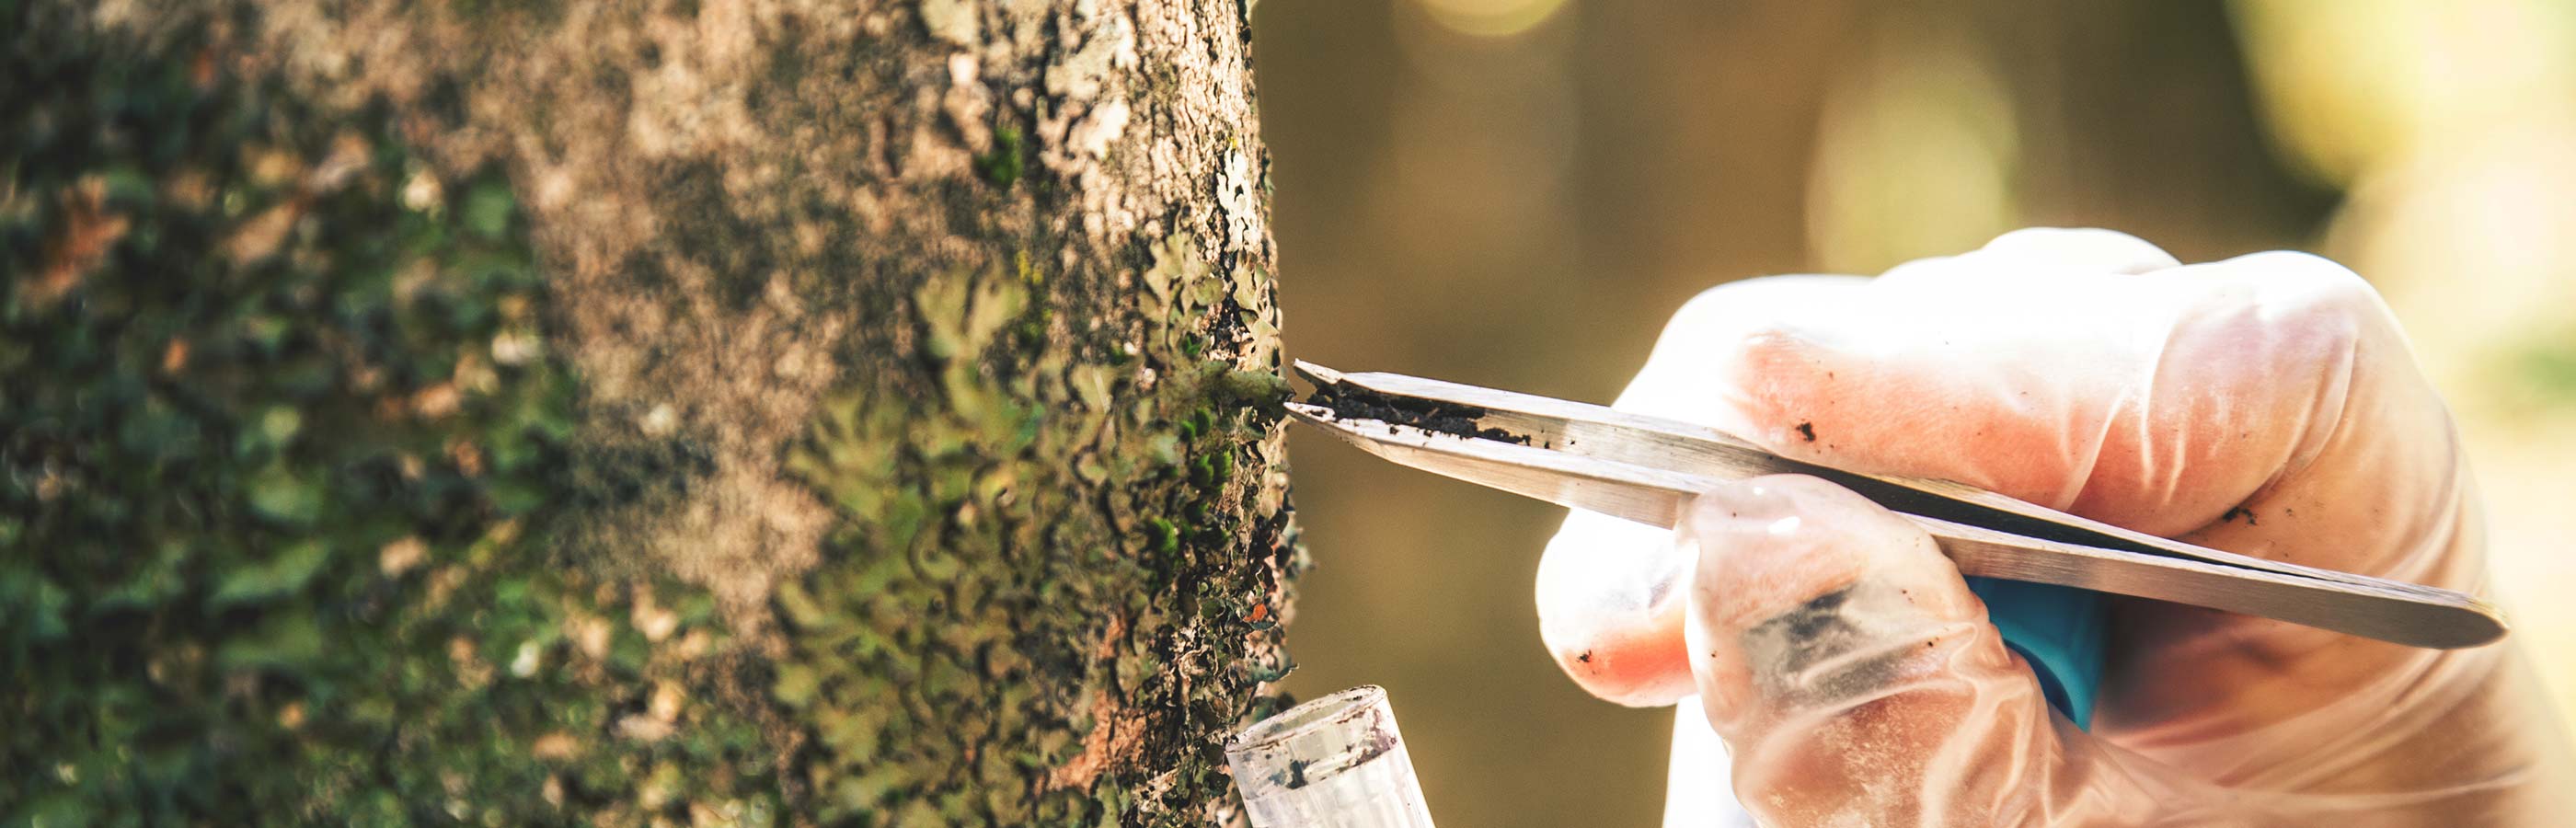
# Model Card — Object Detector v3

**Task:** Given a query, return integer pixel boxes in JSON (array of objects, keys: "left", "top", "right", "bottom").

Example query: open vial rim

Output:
[
  {"left": 1227, "top": 684, "right": 1389, "bottom": 753},
  {"left": 1226, "top": 684, "right": 1435, "bottom": 825}
]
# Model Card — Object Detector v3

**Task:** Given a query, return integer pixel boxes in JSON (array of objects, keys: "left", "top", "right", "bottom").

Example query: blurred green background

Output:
[{"left": 1250, "top": 0, "right": 2576, "bottom": 824}]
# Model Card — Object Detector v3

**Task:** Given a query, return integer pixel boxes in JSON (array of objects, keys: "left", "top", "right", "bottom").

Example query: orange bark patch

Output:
[
  {"left": 1047, "top": 616, "right": 1144, "bottom": 790},
  {"left": 28, "top": 178, "right": 130, "bottom": 307},
  {"left": 1046, "top": 687, "right": 1146, "bottom": 791}
]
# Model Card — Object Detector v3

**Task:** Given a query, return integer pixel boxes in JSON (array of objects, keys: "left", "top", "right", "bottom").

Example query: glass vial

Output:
[{"left": 1225, "top": 685, "right": 1437, "bottom": 828}]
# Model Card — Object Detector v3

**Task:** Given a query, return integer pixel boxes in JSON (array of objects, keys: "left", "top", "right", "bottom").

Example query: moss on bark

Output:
[{"left": 4, "top": 0, "right": 1298, "bottom": 823}]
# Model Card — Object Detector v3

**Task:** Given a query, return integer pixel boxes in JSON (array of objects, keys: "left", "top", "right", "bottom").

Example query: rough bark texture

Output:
[{"left": 3, "top": 0, "right": 1299, "bottom": 824}]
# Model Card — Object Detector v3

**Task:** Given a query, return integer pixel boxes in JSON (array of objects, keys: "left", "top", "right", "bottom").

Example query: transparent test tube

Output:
[{"left": 1225, "top": 685, "right": 1437, "bottom": 828}]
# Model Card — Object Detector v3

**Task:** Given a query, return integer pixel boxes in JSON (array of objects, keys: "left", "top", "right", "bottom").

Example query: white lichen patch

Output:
[
  {"left": 919, "top": 0, "right": 982, "bottom": 47},
  {"left": 1065, "top": 97, "right": 1130, "bottom": 159},
  {"left": 1217, "top": 146, "right": 1264, "bottom": 252}
]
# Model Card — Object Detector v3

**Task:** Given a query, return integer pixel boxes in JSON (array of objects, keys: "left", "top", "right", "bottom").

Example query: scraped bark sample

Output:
[
  {"left": 1307, "top": 380, "right": 1533, "bottom": 444},
  {"left": 2, "top": 0, "right": 1298, "bottom": 824}
]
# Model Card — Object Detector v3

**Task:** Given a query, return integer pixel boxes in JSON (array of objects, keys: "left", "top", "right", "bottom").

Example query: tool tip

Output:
[{"left": 1290, "top": 360, "right": 1346, "bottom": 387}]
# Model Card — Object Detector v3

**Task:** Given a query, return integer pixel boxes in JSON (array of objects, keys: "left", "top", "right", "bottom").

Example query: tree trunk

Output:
[{"left": 4, "top": 0, "right": 1298, "bottom": 824}]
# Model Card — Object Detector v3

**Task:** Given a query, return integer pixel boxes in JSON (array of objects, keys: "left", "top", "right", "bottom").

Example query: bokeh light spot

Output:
[{"left": 1417, "top": 0, "right": 1570, "bottom": 38}]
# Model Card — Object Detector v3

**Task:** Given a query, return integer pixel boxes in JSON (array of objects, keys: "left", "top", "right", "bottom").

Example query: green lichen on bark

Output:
[{"left": 781, "top": 236, "right": 1299, "bottom": 824}]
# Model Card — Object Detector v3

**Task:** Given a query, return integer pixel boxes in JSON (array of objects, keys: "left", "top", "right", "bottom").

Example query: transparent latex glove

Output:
[{"left": 1535, "top": 229, "right": 2576, "bottom": 825}]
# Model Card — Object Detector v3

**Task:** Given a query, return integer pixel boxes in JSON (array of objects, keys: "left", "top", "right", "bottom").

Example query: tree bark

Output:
[{"left": 4, "top": 0, "right": 1297, "bottom": 824}]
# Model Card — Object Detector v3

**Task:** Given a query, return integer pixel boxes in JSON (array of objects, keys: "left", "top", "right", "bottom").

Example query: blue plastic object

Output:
[{"left": 1963, "top": 577, "right": 2105, "bottom": 730}]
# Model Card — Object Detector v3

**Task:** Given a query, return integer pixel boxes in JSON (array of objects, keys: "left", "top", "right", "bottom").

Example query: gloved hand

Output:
[{"left": 1534, "top": 229, "right": 2576, "bottom": 825}]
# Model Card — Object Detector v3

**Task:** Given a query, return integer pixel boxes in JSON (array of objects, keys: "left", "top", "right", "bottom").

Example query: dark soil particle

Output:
[
  {"left": 1306, "top": 381, "right": 1531, "bottom": 445},
  {"left": 2222, "top": 505, "right": 2258, "bottom": 525},
  {"left": 1795, "top": 421, "right": 1817, "bottom": 443}
]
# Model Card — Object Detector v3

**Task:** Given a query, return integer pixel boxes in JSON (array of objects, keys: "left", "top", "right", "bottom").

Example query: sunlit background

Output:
[{"left": 1252, "top": 0, "right": 2576, "bottom": 824}]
